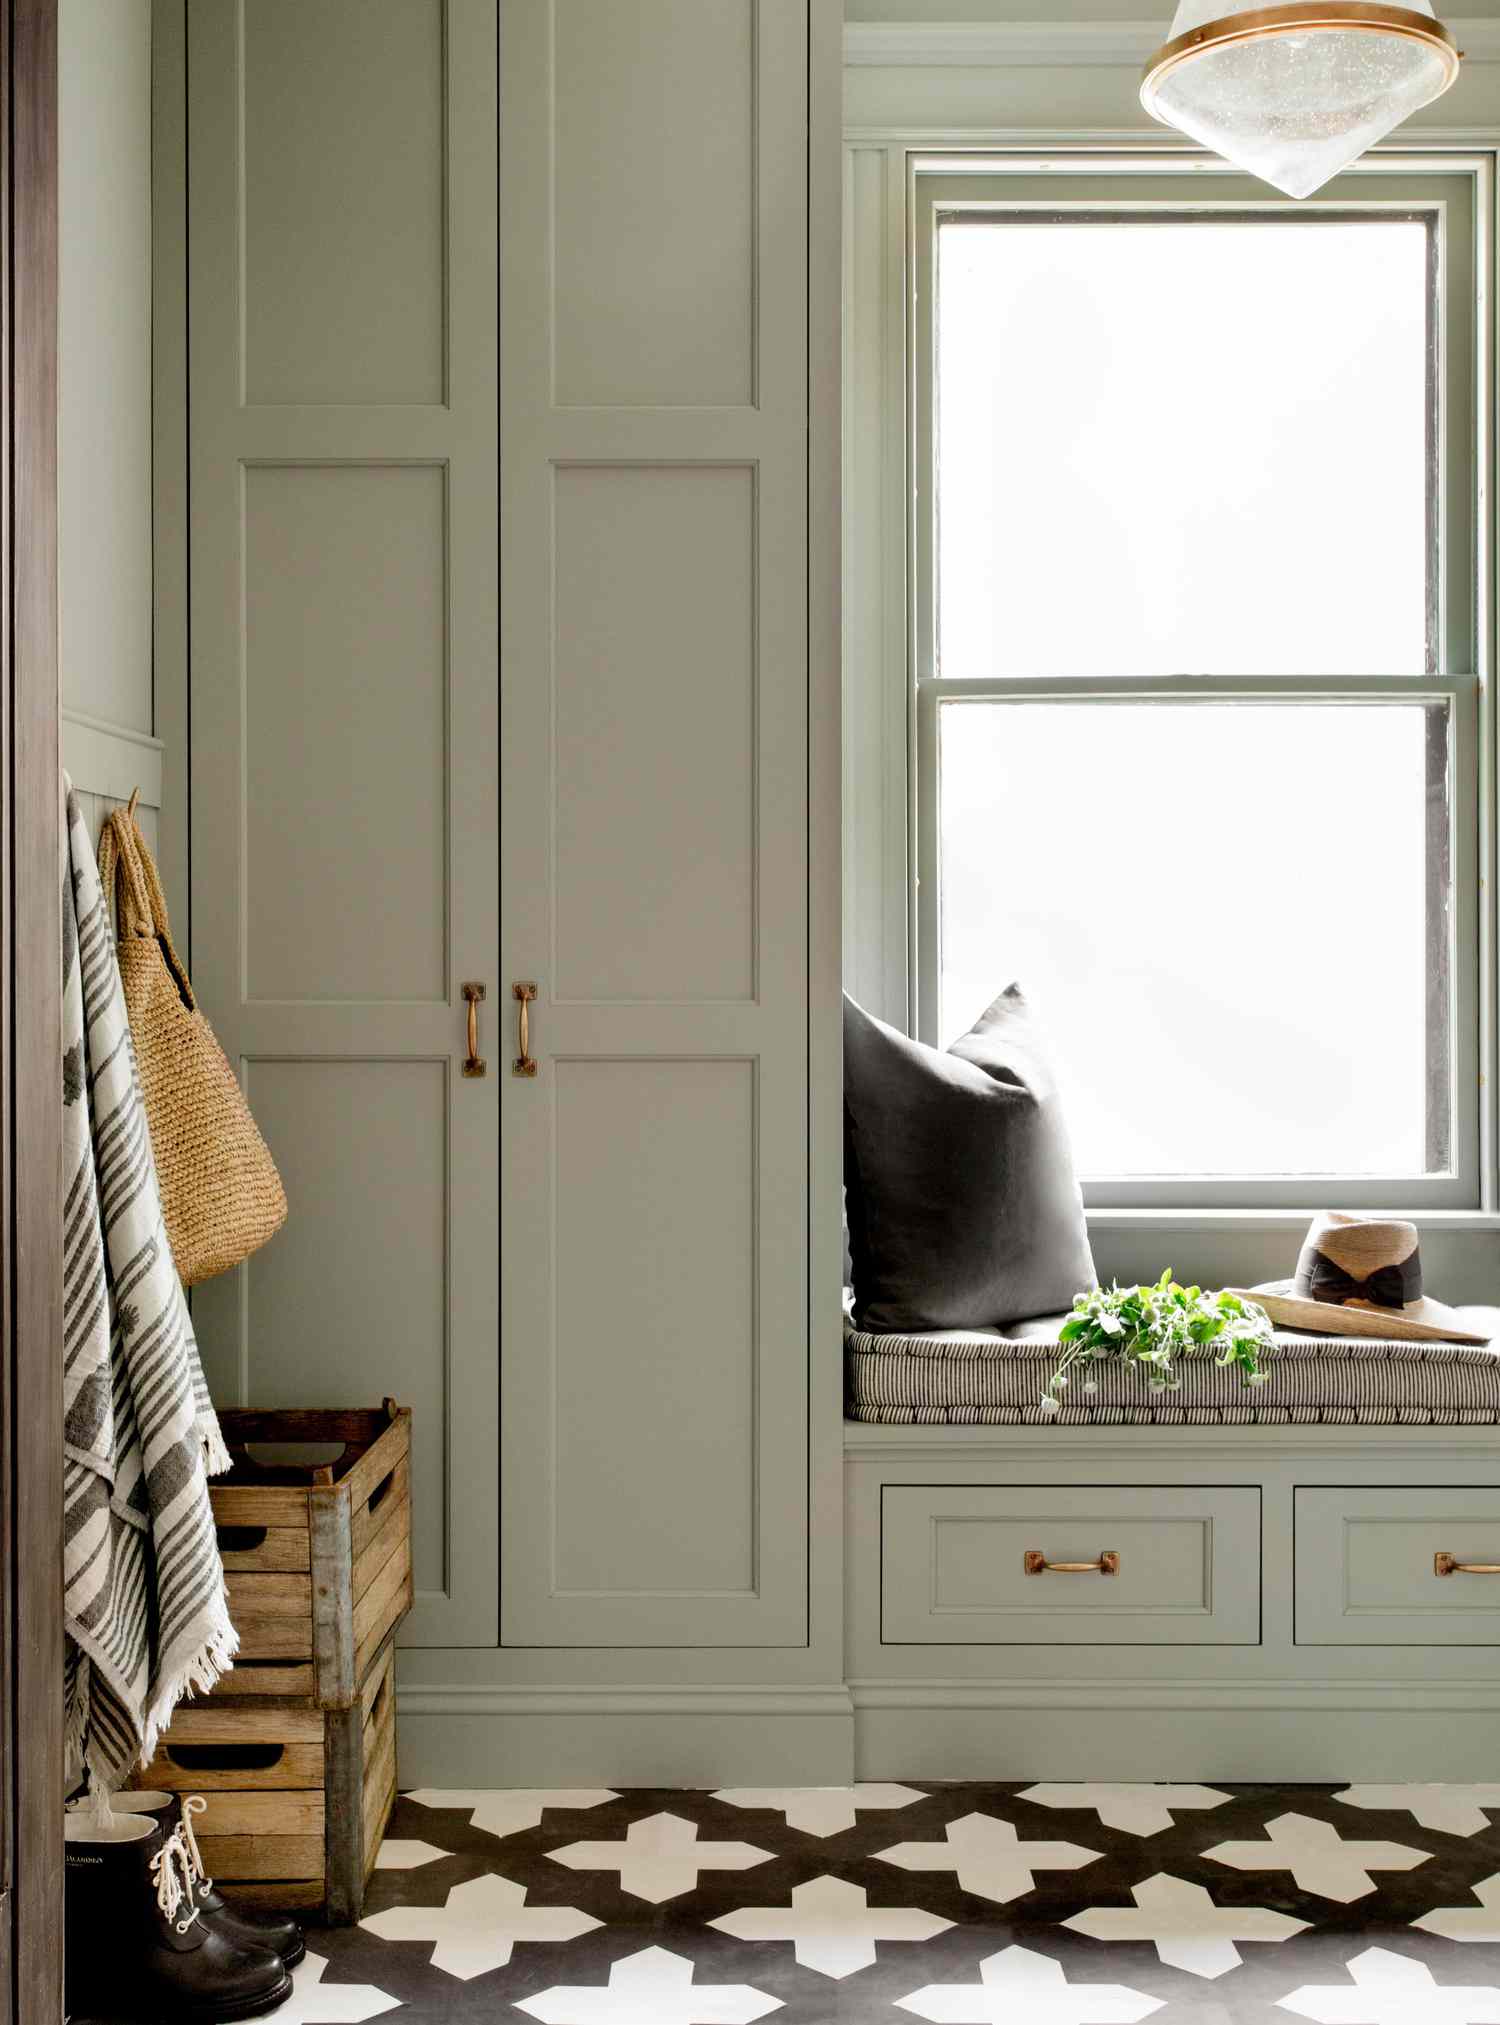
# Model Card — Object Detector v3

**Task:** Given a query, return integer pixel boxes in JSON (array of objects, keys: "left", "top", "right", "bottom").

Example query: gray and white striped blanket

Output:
[{"left": 62, "top": 782, "right": 235, "bottom": 1796}]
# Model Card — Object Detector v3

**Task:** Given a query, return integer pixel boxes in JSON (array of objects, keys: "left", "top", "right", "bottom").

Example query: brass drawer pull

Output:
[
  {"left": 1024, "top": 1551, "right": 1119, "bottom": 1577},
  {"left": 1435, "top": 1552, "right": 1500, "bottom": 1577},
  {"left": 512, "top": 980, "right": 538, "bottom": 1078},
  {"left": 462, "top": 982, "right": 487, "bottom": 1078}
]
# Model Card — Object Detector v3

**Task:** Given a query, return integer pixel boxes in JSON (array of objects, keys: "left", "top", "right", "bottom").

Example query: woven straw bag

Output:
[{"left": 97, "top": 796, "right": 287, "bottom": 1287}]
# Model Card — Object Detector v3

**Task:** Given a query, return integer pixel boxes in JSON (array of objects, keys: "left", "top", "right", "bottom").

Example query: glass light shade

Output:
[{"left": 1141, "top": 4, "right": 1461, "bottom": 199}]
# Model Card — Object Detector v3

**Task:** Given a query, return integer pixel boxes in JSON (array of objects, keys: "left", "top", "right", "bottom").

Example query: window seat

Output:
[{"left": 845, "top": 1310, "right": 1500, "bottom": 1426}]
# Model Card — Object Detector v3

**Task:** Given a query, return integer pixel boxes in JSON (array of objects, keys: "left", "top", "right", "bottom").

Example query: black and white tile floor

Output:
[{"left": 246, "top": 1782, "right": 1500, "bottom": 2023}]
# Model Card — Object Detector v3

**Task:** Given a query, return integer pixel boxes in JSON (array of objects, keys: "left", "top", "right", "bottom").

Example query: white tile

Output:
[
  {"left": 1278, "top": 1944, "right": 1500, "bottom": 2023},
  {"left": 711, "top": 1785, "right": 924, "bottom": 1837},
  {"left": 710, "top": 1873, "right": 952, "bottom": 1978},
  {"left": 1414, "top": 1872, "right": 1500, "bottom": 1943},
  {"left": 359, "top": 1871, "right": 600, "bottom": 1980},
  {"left": 549, "top": 1811, "right": 770, "bottom": 1904},
  {"left": 402, "top": 1788, "right": 617, "bottom": 1840},
  {"left": 516, "top": 1944, "right": 782, "bottom": 2024},
  {"left": 1018, "top": 1784, "right": 1232, "bottom": 1837},
  {"left": 895, "top": 1942, "right": 1165, "bottom": 2023},
  {"left": 240, "top": 1951, "right": 400, "bottom": 2023},
  {"left": 371, "top": 1839, "right": 445, "bottom": 1871},
  {"left": 1064, "top": 1870, "right": 1309, "bottom": 1978},
  {"left": 1205, "top": 1813, "right": 1429, "bottom": 1904},
  {"left": 877, "top": 1810, "right": 1101, "bottom": 1906},
  {"left": 1337, "top": 1786, "right": 1500, "bottom": 1839}
]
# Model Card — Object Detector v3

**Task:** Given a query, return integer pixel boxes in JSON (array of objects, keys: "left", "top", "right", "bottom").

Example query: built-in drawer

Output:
[
  {"left": 1296, "top": 1487, "right": 1500, "bottom": 1646},
  {"left": 880, "top": 1485, "right": 1260, "bottom": 1645}
]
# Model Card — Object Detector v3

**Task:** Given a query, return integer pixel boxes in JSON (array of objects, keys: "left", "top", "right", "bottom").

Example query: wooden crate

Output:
[
  {"left": 136, "top": 1638, "right": 398, "bottom": 1920},
  {"left": 209, "top": 1400, "right": 413, "bottom": 1709},
  {"left": 134, "top": 1402, "right": 411, "bottom": 1921}
]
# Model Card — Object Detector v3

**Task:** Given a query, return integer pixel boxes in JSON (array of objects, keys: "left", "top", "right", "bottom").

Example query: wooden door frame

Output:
[{"left": 1, "top": 0, "right": 61, "bottom": 2017}]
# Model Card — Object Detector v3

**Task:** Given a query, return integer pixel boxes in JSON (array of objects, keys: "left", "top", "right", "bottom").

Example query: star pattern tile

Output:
[
  {"left": 711, "top": 1784, "right": 925, "bottom": 1838},
  {"left": 549, "top": 1810, "right": 772, "bottom": 1903},
  {"left": 1018, "top": 1784, "right": 1233, "bottom": 1837},
  {"left": 895, "top": 1943, "right": 1164, "bottom": 2023},
  {"left": 1336, "top": 1785, "right": 1500, "bottom": 1838},
  {"left": 1277, "top": 1944, "right": 1500, "bottom": 2023},
  {"left": 1204, "top": 1811, "right": 1431, "bottom": 1902},
  {"left": 371, "top": 1840, "right": 446, "bottom": 1871},
  {"left": 403, "top": 1789, "right": 618, "bottom": 1840},
  {"left": 1414, "top": 1873, "right": 1500, "bottom": 1944},
  {"left": 515, "top": 1945, "right": 782, "bottom": 2024},
  {"left": 359, "top": 1871, "right": 601, "bottom": 1979},
  {"left": 1063, "top": 1869, "right": 1309, "bottom": 1977},
  {"left": 710, "top": 1873, "right": 953, "bottom": 1977},
  {"left": 877, "top": 1809, "right": 1101, "bottom": 1905},
  {"left": 148, "top": 1780, "right": 1500, "bottom": 2025},
  {"left": 255, "top": 1951, "right": 402, "bottom": 2023}
]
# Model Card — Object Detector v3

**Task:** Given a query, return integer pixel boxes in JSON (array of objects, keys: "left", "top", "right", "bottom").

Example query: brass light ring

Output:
[{"left": 1142, "top": 3, "right": 1462, "bottom": 116}]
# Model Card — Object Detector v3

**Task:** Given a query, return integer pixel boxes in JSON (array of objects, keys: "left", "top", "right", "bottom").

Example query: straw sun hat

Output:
[{"left": 1227, "top": 1211, "right": 1490, "bottom": 1347}]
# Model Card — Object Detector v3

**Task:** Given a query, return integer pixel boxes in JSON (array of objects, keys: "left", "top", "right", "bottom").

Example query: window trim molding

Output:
[{"left": 842, "top": 138, "right": 1500, "bottom": 1221}]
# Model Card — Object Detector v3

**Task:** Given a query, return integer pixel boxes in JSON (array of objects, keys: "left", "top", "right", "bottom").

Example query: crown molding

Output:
[{"left": 843, "top": 18, "right": 1500, "bottom": 69}]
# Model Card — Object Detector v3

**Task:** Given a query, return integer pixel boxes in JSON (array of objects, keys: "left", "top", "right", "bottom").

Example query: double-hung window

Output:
[{"left": 911, "top": 154, "right": 1488, "bottom": 1210}]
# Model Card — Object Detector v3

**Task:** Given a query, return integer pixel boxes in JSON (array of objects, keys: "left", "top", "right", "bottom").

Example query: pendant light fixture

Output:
[{"left": 1140, "top": 3, "right": 1461, "bottom": 199}]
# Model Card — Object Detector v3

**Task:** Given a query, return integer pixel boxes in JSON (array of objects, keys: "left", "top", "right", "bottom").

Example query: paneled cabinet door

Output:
[
  {"left": 500, "top": 0, "right": 811, "bottom": 1647},
  {"left": 182, "top": 0, "right": 498, "bottom": 1648}
]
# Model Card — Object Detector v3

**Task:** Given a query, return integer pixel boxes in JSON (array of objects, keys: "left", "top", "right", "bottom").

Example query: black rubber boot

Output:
[
  {"left": 179, "top": 1794, "right": 306, "bottom": 1968},
  {"left": 107, "top": 1791, "right": 306, "bottom": 1969},
  {"left": 64, "top": 1809, "right": 292, "bottom": 2021}
]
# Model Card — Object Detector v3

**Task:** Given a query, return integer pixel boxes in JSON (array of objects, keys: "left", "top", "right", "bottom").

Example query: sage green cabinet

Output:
[
  {"left": 498, "top": 0, "right": 814, "bottom": 1649},
  {"left": 176, "top": 0, "right": 499, "bottom": 1649},
  {"left": 1296, "top": 1486, "right": 1500, "bottom": 1645},
  {"left": 881, "top": 1484, "right": 1262, "bottom": 1645}
]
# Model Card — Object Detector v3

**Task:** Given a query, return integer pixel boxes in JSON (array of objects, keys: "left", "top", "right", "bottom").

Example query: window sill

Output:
[{"left": 1086, "top": 1207, "right": 1500, "bottom": 1233}]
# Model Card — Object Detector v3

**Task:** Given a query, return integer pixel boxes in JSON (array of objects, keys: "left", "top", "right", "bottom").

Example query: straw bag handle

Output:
[{"left": 97, "top": 793, "right": 197, "bottom": 1013}]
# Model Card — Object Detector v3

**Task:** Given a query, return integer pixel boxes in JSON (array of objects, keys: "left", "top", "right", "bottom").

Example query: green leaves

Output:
[{"left": 1041, "top": 1271, "right": 1275, "bottom": 1415}]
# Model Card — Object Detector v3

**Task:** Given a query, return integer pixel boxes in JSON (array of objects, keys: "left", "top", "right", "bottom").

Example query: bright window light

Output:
[
  {"left": 937, "top": 217, "right": 1431, "bottom": 679},
  {"left": 938, "top": 698, "right": 1445, "bottom": 1179}
]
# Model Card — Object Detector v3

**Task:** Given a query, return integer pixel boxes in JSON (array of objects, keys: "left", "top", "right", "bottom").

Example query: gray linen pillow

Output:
[{"left": 843, "top": 986, "right": 1095, "bottom": 1332}]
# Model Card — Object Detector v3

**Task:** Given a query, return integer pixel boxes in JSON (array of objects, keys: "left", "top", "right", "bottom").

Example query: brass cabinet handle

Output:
[
  {"left": 1024, "top": 1551, "right": 1119, "bottom": 1577},
  {"left": 512, "top": 981, "right": 538, "bottom": 1078},
  {"left": 462, "top": 982, "right": 487, "bottom": 1077},
  {"left": 1435, "top": 1552, "right": 1500, "bottom": 1577}
]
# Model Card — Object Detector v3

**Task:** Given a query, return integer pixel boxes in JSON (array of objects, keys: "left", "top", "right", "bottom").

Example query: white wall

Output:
[{"left": 58, "top": 0, "right": 158, "bottom": 841}]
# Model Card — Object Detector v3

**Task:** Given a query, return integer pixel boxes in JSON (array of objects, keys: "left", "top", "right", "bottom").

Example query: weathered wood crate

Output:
[{"left": 134, "top": 1401, "right": 411, "bottom": 1921}]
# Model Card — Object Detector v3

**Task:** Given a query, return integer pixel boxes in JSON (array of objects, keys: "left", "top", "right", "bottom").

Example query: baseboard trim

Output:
[
  {"left": 851, "top": 1679, "right": 1500, "bottom": 1782},
  {"left": 395, "top": 1683, "right": 856, "bottom": 1788}
]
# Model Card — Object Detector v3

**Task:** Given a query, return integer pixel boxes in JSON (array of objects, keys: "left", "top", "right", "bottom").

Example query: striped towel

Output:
[{"left": 62, "top": 781, "right": 236, "bottom": 1797}]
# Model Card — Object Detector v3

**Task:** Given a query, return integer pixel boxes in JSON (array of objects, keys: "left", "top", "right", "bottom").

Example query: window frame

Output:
[{"left": 905, "top": 151, "right": 1493, "bottom": 1213}]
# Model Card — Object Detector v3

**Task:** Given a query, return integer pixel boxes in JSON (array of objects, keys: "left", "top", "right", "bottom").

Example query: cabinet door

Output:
[
  {"left": 183, "top": 0, "right": 498, "bottom": 1647},
  {"left": 1296, "top": 1487, "right": 1500, "bottom": 1644},
  {"left": 500, "top": 0, "right": 810, "bottom": 1647}
]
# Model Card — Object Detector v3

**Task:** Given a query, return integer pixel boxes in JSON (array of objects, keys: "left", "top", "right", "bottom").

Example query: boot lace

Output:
[
  {"left": 150, "top": 1826, "right": 202, "bottom": 1936},
  {"left": 180, "top": 1794, "right": 214, "bottom": 1894}
]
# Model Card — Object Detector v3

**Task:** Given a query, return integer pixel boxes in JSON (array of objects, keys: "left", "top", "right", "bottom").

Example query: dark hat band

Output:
[{"left": 1296, "top": 1248, "right": 1422, "bottom": 1312}]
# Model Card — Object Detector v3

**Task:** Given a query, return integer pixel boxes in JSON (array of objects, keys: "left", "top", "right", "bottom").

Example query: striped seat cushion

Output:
[{"left": 846, "top": 1310, "right": 1500, "bottom": 1425}]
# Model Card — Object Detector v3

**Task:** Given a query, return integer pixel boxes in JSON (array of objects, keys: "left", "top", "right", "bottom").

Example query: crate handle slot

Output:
[
  {"left": 369, "top": 1671, "right": 392, "bottom": 1727},
  {"left": 241, "top": 1439, "right": 351, "bottom": 1476},
  {"left": 163, "top": 1743, "right": 286, "bottom": 1773},
  {"left": 216, "top": 1525, "right": 269, "bottom": 1554},
  {"left": 365, "top": 1465, "right": 398, "bottom": 1519}
]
